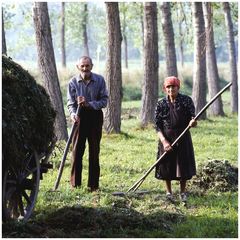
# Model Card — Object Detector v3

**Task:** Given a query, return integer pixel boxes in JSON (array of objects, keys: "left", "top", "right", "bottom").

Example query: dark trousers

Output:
[{"left": 70, "top": 109, "right": 103, "bottom": 188}]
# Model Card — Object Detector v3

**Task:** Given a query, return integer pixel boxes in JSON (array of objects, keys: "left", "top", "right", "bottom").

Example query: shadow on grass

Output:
[
  {"left": 2, "top": 204, "right": 183, "bottom": 238},
  {"left": 119, "top": 130, "right": 156, "bottom": 143},
  {"left": 2, "top": 191, "right": 237, "bottom": 238}
]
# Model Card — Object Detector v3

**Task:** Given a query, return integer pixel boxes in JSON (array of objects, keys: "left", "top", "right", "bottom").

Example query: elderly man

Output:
[{"left": 67, "top": 56, "right": 108, "bottom": 191}]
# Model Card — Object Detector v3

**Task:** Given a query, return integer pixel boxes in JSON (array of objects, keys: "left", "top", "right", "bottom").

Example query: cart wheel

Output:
[{"left": 2, "top": 151, "right": 40, "bottom": 221}]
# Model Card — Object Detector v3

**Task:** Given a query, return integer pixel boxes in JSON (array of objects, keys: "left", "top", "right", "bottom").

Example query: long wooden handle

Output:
[
  {"left": 127, "top": 82, "right": 232, "bottom": 193},
  {"left": 194, "top": 82, "right": 232, "bottom": 120},
  {"left": 53, "top": 105, "right": 81, "bottom": 190}
]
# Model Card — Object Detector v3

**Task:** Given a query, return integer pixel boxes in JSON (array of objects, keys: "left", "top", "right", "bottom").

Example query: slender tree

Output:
[
  {"left": 177, "top": 4, "right": 184, "bottom": 68},
  {"left": 139, "top": 3, "right": 144, "bottom": 59},
  {"left": 202, "top": 2, "right": 224, "bottom": 116},
  {"left": 104, "top": 3, "right": 122, "bottom": 133},
  {"left": 133, "top": 3, "right": 144, "bottom": 62},
  {"left": 223, "top": 2, "right": 238, "bottom": 113},
  {"left": 192, "top": 2, "right": 207, "bottom": 119},
  {"left": 61, "top": 2, "right": 66, "bottom": 68},
  {"left": 160, "top": 2, "right": 178, "bottom": 77},
  {"left": 2, "top": 8, "right": 7, "bottom": 55},
  {"left": 120, "top": 3, "right": 128, "bottom": 69},
  {"left": 82, "top": 3, "right": 89, "bottom": 56},
  {"left": 33, "top": 2, "right": 68, "bottom": 141},
  {"left": 141, "top": 2, "right": 159, "bottom": 127}
]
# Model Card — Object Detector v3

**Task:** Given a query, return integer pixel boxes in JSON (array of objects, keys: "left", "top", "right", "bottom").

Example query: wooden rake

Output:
[{"left": 53, "top": 105, "right": 81, "bottom": 191}]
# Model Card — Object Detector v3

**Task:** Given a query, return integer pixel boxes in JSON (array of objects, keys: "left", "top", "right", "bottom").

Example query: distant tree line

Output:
[{"left": 2, "top": 2, "right": 238, "bottom": 64}]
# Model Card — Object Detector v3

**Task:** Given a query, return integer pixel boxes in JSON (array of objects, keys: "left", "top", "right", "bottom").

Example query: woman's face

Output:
[{"left": 165, "top": 85, "right": 179, "bottom": 99}]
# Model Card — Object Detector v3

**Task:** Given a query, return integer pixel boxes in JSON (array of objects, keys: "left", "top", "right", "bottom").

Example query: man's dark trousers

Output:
[{"left": 71, "top": 108, "right": 103, "bottom": 189}]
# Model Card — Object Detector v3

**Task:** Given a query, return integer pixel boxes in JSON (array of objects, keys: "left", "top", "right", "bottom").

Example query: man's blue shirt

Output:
[{"left": 67, "top": 72, "right": 108, "bottom": 115}]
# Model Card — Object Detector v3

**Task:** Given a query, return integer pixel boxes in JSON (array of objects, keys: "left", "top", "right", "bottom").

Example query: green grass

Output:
[
  {"left": 2, "top": 96, "right": 238, "bottom": 238},
  {"left": 172, "top": 191, "right": 237, "bottom": 237}
]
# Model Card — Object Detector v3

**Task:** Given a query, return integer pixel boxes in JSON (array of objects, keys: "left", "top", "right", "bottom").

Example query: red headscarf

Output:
[{"left": 163, "top": 76, "right": 180, "bottom": 91}]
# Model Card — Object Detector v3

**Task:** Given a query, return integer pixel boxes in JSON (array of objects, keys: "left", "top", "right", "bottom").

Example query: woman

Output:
[{"left": 154, "top": 76, "right": 197, "bottom": 202}]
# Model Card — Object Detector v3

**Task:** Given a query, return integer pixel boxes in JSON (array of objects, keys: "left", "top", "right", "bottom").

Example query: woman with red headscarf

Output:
[{"left": 154, "top": 76, "right": 197, "bottom": 202}]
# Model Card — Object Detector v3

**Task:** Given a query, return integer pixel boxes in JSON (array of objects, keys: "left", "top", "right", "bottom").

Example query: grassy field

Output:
[{"left": 2, "top": 94, "right": 238, "bottom": 238}]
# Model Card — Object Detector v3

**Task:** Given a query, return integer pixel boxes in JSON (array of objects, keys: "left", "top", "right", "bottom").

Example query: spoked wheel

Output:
[{"left": 2, "top": 151, "right": 40, "bottom": 221}]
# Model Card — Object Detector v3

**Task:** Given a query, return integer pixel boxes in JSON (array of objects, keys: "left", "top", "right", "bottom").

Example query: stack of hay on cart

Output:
[{"left": 2, "top": 55, "right": 56, "bottom": 168}]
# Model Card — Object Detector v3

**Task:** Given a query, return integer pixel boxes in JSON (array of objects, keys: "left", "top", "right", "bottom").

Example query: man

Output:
[{"left": 67, "top": 56, "right": 108, "bottom": 191}]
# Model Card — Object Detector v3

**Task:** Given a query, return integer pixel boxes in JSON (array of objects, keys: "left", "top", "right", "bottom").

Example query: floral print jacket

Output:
[{"left": 155, "top": 93, "right": 196, "bottom": 132}]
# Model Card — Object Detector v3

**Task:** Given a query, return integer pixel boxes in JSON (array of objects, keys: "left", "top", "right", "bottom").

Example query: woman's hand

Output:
[
  {"left": 158, "top": 131, "right": 172, "bottom": 152},
  {"left": 189, "top": 118, "right": 197, "bottom": 128},
  {"left": 162, "top": 139, "right": 172, "bottom": 152}
]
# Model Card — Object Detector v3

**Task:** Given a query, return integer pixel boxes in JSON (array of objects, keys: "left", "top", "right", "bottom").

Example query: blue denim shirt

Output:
[{"left": 67, "top": 72, "right": 108, "bottom": 115}]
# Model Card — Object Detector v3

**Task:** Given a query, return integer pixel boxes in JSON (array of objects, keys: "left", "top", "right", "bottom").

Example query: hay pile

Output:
[
  {"left": 2, "top": 55, "right": 56, "bottom": 167},
  {"left": 192, "top": 159, "right": 238, "bottom": 192}
]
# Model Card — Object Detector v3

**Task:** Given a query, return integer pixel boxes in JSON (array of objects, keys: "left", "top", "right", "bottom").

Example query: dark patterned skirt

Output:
[{"left": 155, "top": 128, "right": 196, "bottom": 181}]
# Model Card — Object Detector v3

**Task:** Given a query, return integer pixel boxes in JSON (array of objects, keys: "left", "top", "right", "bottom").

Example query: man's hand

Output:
[
  {"left": 77, "top": 96, "right": 90, "bottom": 108},
  {"left": 70, "top": 113, "right": 80, "bottom": 123}
]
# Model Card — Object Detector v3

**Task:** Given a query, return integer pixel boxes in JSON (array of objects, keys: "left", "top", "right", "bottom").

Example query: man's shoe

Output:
[{"left": 89, "top": 187, "right": 99, "bottom": 192}]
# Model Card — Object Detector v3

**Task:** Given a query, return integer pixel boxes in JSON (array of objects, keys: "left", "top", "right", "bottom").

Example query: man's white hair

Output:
[{"left": 77, "top": 56, "right": 93, "bottom": 65}]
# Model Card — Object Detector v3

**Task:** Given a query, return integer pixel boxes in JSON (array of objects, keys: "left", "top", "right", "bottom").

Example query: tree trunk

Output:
[
  {"left": 119, "top": 3, "right": 128, "bottom": 69},
  {"left": 141, "top": 2, "right": 159, "bottom": 127},
  {"left": 122, "top": 9, "right": 128, "bottom": 69},
  {"left": 192, "top": 2, "right": 207, "bottom": 119},
  {"left": 104, "top": 3, "right": 122, "bottom": 134},
  {"left": 61, "top": 2, "right": 66, "bottom": 68},
  {"left": 140, "top": 8, "right": 144, "bottom": 63},
  {"left": 177, "top": 5, "right": 184, "bottom": 68},
  {"left": 223, "top": 2, "right": 238, "bottom": 113},
  {"left": 160, "top": 2, "right": 178, "bottom": 77},
  {"left": 202, "top": 2, "right": 224, "bottom": 116},
  {"left": 123, "top": 32, "right": 128, "bottom": 69},
  {"left": 82, "top": 3, "right": 89, "bottom": 57},
  {"left": 2, "top": 9, "right": 7, "bottom": 55},
  {"left": 33, "top": 2, "right": 68, "bottom": 141},
  {"left": 178, "top": 21, "right": 184, "bottom": 68}
]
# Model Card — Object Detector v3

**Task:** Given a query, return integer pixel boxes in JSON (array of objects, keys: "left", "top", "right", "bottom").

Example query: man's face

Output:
[{"left": 77, "top": 58, "right": 93, "bottom": 80}]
